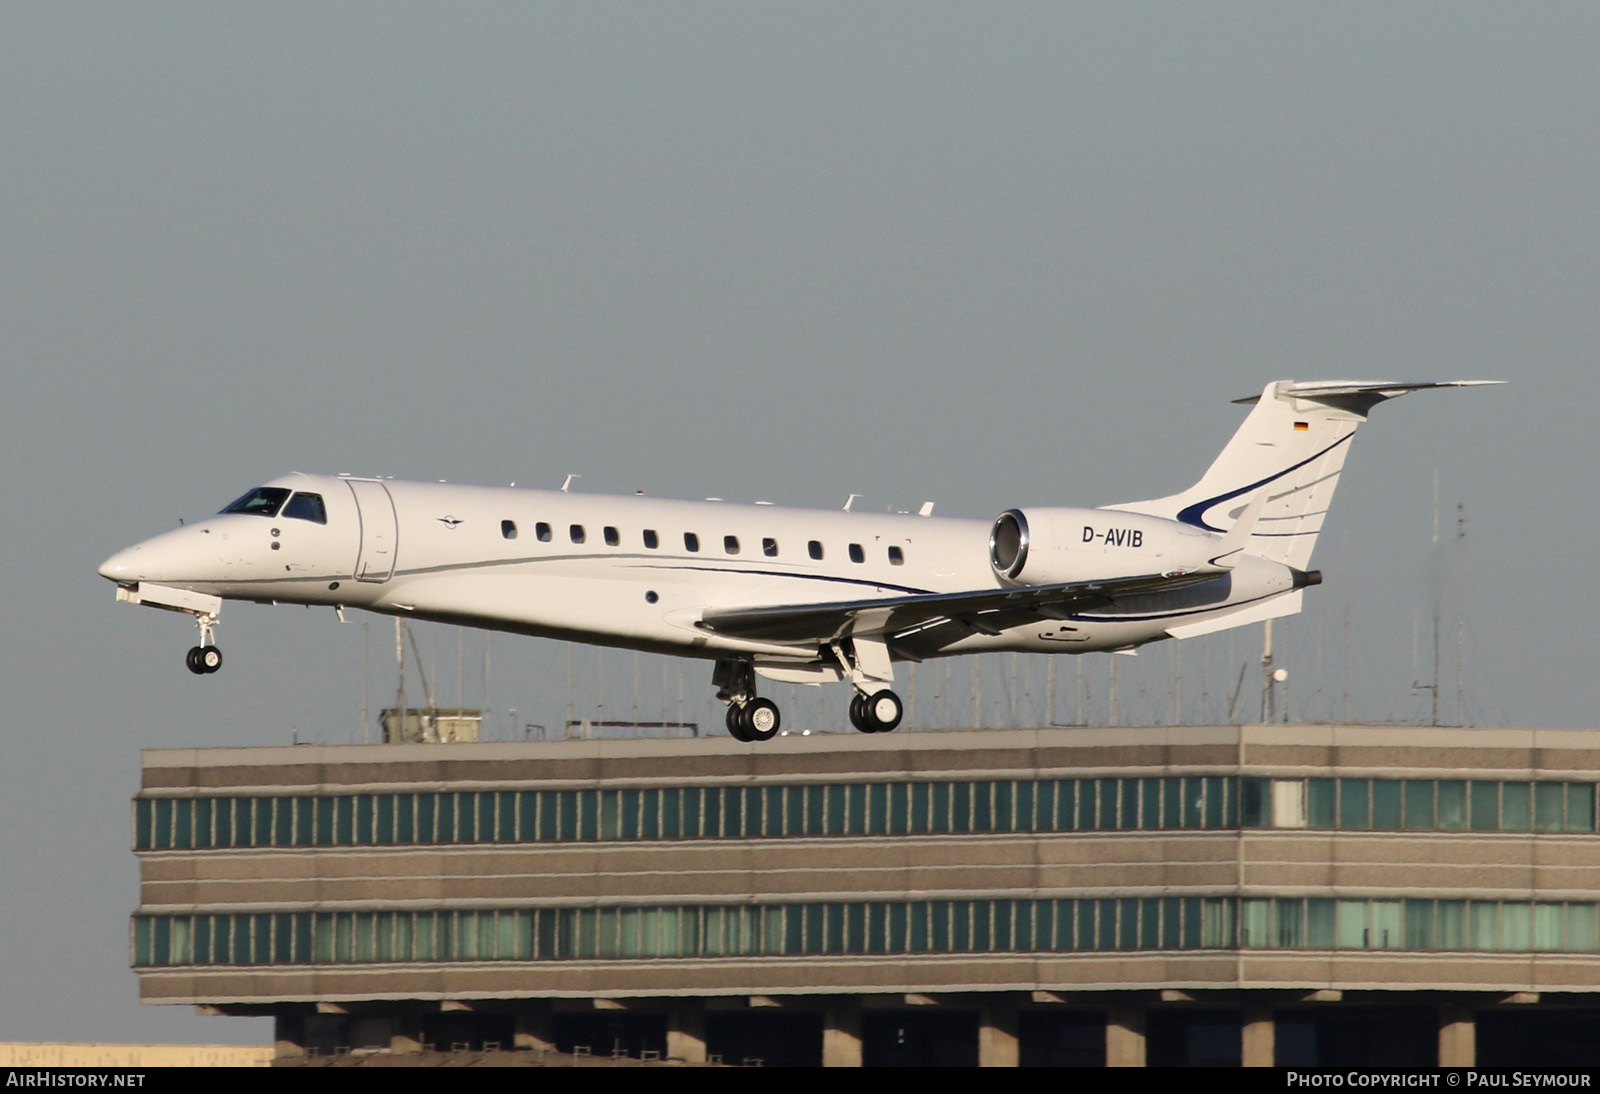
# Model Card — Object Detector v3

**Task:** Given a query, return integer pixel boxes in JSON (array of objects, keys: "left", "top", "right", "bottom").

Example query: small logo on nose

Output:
[{"left": 436, "top": 515, "right": 464, "bottom": 529}]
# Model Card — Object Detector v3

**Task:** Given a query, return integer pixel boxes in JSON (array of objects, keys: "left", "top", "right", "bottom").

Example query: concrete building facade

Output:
[{"left": 131, "top": 725, "right": 1600, "bottom": 1066}]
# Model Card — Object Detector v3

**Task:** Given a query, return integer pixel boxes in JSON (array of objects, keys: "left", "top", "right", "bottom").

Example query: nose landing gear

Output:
[
  {"left": 185, "top": 611, "right": 222, "bottom": 676},
  {"left": 186, "top": 645, "right": 223, "bottom": 675},
  {"left": 110, "top": 582, "right": 226, "bottom": 677}
]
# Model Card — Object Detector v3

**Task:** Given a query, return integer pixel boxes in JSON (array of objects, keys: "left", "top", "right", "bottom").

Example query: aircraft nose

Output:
[
  {"left": 97, "top": 525, "right": 210, "bottom": 584},
  {"left": 99, "top": 544, "right": 148, "bottom": 582}
]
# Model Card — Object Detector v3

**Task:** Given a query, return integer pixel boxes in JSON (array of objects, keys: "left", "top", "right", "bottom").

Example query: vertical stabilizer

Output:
[{"left": 1108, "top": 380, "right": 1500, "bottom": 570}]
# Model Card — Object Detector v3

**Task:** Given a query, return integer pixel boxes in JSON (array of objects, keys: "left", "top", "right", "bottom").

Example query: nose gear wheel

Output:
[{"left": 186, "top": 645, "right": 222, "bottom": 675}]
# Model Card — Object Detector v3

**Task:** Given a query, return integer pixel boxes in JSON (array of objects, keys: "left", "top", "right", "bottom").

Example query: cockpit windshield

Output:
[
  {"left": 220, "top": 486, "right": 291, "bottom": 518},
  {"left": 282, "top": 492, "right": 327, "bottom": 524}
]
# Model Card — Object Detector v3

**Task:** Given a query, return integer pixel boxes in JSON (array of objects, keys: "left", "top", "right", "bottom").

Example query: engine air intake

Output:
[{"left": 989, "top": 510, "right": 1029, "bottom": 580}]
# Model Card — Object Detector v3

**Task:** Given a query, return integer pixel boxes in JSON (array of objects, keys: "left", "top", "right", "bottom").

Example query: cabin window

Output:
[
  {"left": 888, "top": 546, "right": 904, "bottom": 565},
  {"left": 724, "top": 535, "right": 740, "bottom": 555},
  {"left": 536, "top": 522, "right": 552, "bottom": 543},
  {"left": 849, "top": 543, "right": 865, "bottom": 564},
  {"left": 570, "top": 525, "right": 586, "bottom": 544},
  {"left": 501, "top": 520, "right": 517, "bottom": 540},
  {"left": 684, "top": 532, "right": 700, "bottom": 552},
  {"left": 282, "top": 493, "right": 327, "bottom": 525},
  {"left": 762, "top": 537, "right": 778, "bottom": 557},
  {"left": 221, "top": 486, "right": 290, "bottom": 519},
  {"left": 604, "top": 526, "right": 620, "bottom": 547},
  {"left": 643, "top": 529, "right": 659, "bottom": 549},
  {"left": 808, "top": 540, "right": 824, "bottom": 560}
]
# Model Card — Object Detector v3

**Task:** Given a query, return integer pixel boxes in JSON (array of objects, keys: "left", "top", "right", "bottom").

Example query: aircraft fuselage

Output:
[{"left": 99, "top": 472, "right": 1293, "bottom": 665}]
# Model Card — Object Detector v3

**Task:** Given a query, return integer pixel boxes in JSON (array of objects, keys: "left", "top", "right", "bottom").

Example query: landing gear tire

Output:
[
  {"left": 188, "top": 646, "right": 222, "bottom": 675},
  {"left": 742, "top": 698, "right": 781, "bottom": 741},
  {"left": 726, "top": 703, "right": 752, "bottom": 742},
  {"left": 727, "top": 698, "right": 782, "bottom": 743},
  {"left": 864, "top": 689, "right": 902, "bottom": 732},
  {"left": 849, "top": 689, "right": 902, "bottom": 733}
]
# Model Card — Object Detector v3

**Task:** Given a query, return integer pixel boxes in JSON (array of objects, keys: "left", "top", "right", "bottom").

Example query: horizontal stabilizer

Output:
[{"left": 1233, "top": 379, "right": 1505, "bottom": 406}]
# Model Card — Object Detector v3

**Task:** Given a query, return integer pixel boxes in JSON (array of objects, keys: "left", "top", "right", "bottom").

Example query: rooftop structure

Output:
[{"left": 132, "top": 724, "right": 1600, "bottom": 1066}]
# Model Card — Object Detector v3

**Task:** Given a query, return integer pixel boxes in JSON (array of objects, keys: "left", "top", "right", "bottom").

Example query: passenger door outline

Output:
[{"left": 345, "top": 478, "right": 398, "bottom": 582}]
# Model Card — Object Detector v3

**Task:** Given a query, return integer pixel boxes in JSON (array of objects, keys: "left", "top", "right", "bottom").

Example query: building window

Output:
[
  {"left": 132, "top": 777, "right": 1600, "bottom": 854},
  {"left": 142, "top": 895, "right": 1600, "bottom": 967},
  {"left": 1307, "top": 779, "right": 1336, "bottom": 826}
]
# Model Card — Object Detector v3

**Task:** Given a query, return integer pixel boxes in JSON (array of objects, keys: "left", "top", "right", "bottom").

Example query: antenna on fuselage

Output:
[
  {"left": 843, "top": 494, "right": 861, "bottom": 511},
  {"left": 561, "top": 474, "right": 581, "bottom": 492}
]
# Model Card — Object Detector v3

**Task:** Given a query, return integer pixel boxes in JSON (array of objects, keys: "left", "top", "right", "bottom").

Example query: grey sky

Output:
[{"left": 1, "top": 3, "right": 1595, "bottom": 1043}]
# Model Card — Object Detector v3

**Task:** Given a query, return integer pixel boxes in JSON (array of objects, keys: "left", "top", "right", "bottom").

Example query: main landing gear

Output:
[
  {"left": 848, "top": 689, "right": 903, "bottom": 734},
  {"left": 712, "top": 658, "right": 905, "bottom": 742},
  {"left": 714, "top": 660, "right": 781, "bottom": 742},
  {"left": 185, "top": 611, "right": 222, "bottom": 676},
  {"left": 726, "top": 697, "right": 781, "bottom": 742},
  {"left": 831, "top": 636, "right": 901, "bottom": 735}
]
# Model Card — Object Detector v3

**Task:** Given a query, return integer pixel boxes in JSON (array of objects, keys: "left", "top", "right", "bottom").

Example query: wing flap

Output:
[{"left": 696, "top": 571, "right": 1215, "bottom": 644}]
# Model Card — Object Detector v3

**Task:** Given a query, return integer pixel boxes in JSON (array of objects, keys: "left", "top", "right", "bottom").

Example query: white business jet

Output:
[{"left": 99, "top": 380, "right": 1495, "bottom": 741}]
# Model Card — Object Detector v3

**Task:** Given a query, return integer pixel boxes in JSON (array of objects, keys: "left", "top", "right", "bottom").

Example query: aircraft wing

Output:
[{"left": 696, "top": 571, "right": 1217, "bottom": 645}]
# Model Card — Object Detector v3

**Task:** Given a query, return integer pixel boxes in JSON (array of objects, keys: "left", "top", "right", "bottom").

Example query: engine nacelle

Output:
[{"left": 989, "top": 507, "right": 1219, "bottom": 586}]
